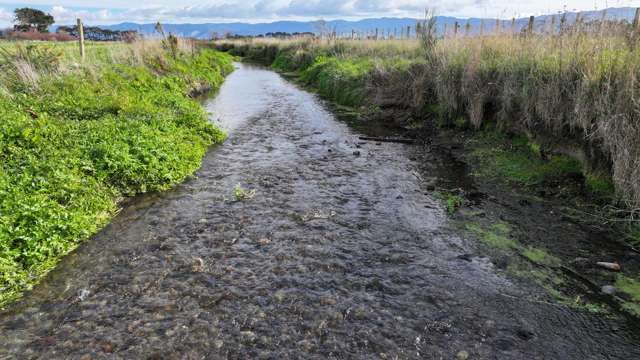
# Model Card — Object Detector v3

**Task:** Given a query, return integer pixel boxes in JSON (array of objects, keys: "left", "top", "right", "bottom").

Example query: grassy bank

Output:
[
  {"left": 0, "top": 40, "right": 233, "bottom": 307},
  {"left": 218, "top": 33, "right": 640, "bottom": 212}
]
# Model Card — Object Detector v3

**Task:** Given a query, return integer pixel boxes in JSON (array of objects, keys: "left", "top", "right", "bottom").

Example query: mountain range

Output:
[{"left": 62, "top": 7, "right": 640, "bottom": 39}]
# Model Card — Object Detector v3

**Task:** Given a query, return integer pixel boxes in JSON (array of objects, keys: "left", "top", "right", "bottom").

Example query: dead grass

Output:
[{"left": 217, "top": 24, "right": 640, "bottom": 210}]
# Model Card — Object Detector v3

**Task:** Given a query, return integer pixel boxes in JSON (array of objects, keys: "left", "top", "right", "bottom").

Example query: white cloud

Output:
[{"left": 1, "top": 0, "right": 640, "bottom": 26}]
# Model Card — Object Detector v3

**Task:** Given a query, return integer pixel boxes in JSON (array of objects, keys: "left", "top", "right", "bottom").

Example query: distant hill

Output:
[{"left": 57, "top": 7, "right": 640, "bottom": 39}]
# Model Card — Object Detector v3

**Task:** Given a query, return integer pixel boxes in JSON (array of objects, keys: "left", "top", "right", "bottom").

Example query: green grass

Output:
[
  {"left": 432, "top": 191, "right": 465, "bottom": 215},
  {"left": 466, "top": 222, "right": 518, "bottom": 250},
  {"left": 0, "top": 42, "right": 233, "bottom": 307},
  {"left": 585, "top": 173, "right": 616, "bottom": 200},
  {"left": 522, "top": 247, "right": 561, "bottom": 267},
  {"left": 615, "top": 274, "right": 640, "bottom": 316},
  {"left": 471, "top": 133, "right": 583, "bottom": 187}
]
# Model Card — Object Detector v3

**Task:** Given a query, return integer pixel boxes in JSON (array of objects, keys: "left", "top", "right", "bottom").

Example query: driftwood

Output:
[{"left": 358, "top": 136, "right": 415, "bottom": 144}]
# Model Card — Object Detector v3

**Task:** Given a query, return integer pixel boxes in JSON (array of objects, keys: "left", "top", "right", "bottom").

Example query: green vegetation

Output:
[
  {"left": 466, "top": 222, "right": 518, "bottom": 250},
  {"left": 233, "top": 184, "right": 256, "bottom": 201},
  {"left": 470, "top": 133, "right": 583, "bottom": 187},
  {"left": 0, "top": 40, "right": 233, "bottom": 307},
  {"left": 434, "top": 191, "right": 465, "bottom": 214},
  {"left": 615, "top": 274, "right": 640, "bottom": 316},
  {"left": 522, "top": 247, "right": 561, "bottom": 267},
  {"left": 585, "top": 173, "right": 616, "bottom": 200}
]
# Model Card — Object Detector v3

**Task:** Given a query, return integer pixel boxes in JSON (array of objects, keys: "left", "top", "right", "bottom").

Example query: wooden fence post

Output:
[
  {"left": 528, "top": 16, "right": 535, "bottom": 36},
  {"left": 465, "top": 21, "right": 471, "bottom": 37},
  {"left": 407, "top": 26, "right": 411, "bottom": 39},
  {"left": 633, "top": 8, "right": 640, "bottom": 31},
  {"left": 77, "top": 18, "right": 85, "bottom": 60},
  {"left": 511, "top": 17, "right": 516, "bottom": 35},
  {"left": 453, "top": 21, "right": 458, "bottom": 37},
  {"left": 480, "top": 19, "right": 485, "bottom": 36},
  {"left": 495, "top": 19, "right": 500, "bottom": 35}
]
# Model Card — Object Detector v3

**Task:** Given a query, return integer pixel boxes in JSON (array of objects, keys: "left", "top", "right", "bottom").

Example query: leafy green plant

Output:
[
  {"left": 0, "top": 42, "right": 233, "bottom": 308},
  {"left": 234, "top": 184, "right": 256, "bottom": 201}
]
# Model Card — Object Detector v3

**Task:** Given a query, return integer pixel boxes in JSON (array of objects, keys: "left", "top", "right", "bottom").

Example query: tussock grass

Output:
[
  {"left": 217, "top": 29, "right": 640, "bottom": 211},
  {"left": 0, "top": 39, "right": 233, "bottom": 307}
]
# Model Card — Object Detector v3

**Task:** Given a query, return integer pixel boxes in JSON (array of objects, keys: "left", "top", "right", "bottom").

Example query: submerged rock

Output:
[{"left": 601, "top": 285, "right": 616, "bottom": 295}]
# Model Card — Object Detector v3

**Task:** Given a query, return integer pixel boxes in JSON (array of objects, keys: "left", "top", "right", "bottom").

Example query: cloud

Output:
[{"left": 0, "top": 0, "right": 633, "bottom": 26}]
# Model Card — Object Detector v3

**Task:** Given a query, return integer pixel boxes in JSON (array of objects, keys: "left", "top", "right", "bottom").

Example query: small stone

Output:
[
  {"left": 320, "top": 296, "right": 337, "bottom": 306},
  {"left": 456, "top": 350, "right": 470, "bottom": 360},
  {"left": 353, "top": 150, "right": 361, "bottom": 156},
  {"left": 192, "top": 257, "right": 205, "bottom": 272},
  {"left": 258, "top": 238, "right": 271, "bottom": 245},
  {"left": 274, "top": 290, "right": 286, "bottom": 303},
  {"left": 78, "top": 289, "right": 90, "bottom": 302},
  {"left": 596, "top": 262, "right": 621, "bottom": 271},
  {"left": 213, "top": 339, "right": 224, "bottom": 349},
  {"left": 241, "top": 331, "right": 257, "bottom": 342},
  {"left": 101, "top": 342, "right": 113, "bottom": 353},
  {"left": 601, "top": 285, "right": 617, "bottom": 295},
  {"left": 457, "top": 254, "right": 473, "bottom": 262},
  {"left": 297, "top": 339, "right": 313, "bottom": 351},
  {"left": 198, "top": 218, "right": 208, "bottom": 224}
]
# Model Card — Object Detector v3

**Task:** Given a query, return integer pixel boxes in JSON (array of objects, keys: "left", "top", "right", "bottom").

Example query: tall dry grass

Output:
[{"left": 218, "top": 22, "right": 640, "bottom": 209}]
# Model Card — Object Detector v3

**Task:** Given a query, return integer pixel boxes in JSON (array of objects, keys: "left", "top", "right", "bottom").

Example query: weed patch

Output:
[{"left": 0, "top": 42, "right": 233, "bottom": 307}]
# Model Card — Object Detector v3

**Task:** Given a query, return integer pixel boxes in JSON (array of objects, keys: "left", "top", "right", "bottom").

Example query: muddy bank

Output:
[{"left": 1, "top": 63, "right": 639, "bottom": 359}]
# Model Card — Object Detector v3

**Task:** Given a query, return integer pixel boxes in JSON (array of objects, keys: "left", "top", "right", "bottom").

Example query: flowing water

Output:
[{"left": 1, "top": 63, "right": 639, "bottom": 359}]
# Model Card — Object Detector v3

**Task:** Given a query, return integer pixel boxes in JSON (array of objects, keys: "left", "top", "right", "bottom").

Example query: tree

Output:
[{"left": 14, "top": 8, "right": 54, "bottom": 33}]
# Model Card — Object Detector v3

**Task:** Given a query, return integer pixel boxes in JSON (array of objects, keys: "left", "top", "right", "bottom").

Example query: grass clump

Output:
[
  {"left": 233, "top": 184, "right": 256, "bottom": 201},
  {"left": 522, "top": 247, "right": 561, "bottom": 267},
  {"left": 433, "top": 191, "right": 465, "bottom": 214},
  {"left": 471, "top": 133, "right": 583, "bottom": 187},
  {"left": 585, "top": 173, "right": 616, "bottom": 200},
  {"left": 466, "top": 222, "right": 518, "bottom": 250},
  {"left": 0, "top": 40, "right": 233, "bottom": 307},
  {"left": 615, "top": 274, "right": 640, "bottom": 316}
]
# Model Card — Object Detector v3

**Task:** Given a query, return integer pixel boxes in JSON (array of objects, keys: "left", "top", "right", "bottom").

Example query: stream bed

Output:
[{"left": 1, "top": 63, "right": 639, "bottom": 359}]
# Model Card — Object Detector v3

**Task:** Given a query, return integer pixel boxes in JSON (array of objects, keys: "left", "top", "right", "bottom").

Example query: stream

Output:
[{"left": 1, "top": 63, "right": 639, "bottom": 359}]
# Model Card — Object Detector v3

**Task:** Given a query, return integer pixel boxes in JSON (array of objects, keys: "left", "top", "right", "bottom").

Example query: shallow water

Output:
[{"left": 1, "top": 63, "right": 639, "bottom": 359}]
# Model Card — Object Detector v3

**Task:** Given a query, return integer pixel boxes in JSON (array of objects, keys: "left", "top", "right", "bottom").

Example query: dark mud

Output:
[{"left": 1, "top": 63, "right": 639, "bottom": 359}]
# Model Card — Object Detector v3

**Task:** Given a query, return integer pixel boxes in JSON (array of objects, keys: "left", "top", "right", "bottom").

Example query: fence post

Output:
[
  {"left": 77, "top": 18, "right": 85, "bottom": 60},
  {"left": 480, "top": 19, "right": 485, "bottom": 36},
  {"left": 511, "top": 17, "right": 516, "bottom": 35},
  {"left": 495, "top": 19, "right": 500, "bottom": 35},
  {"left": 633, "top": 8, "right": 640, "bottom": 31},
  {"left": 465, "top": 21, "right": 471, "bottom": 37},
  {"left": 528, "top": 15, "right": 535, "bottom": 36},
  {"left": 454, "top": 21, "right": 458, "bottom": 37}
]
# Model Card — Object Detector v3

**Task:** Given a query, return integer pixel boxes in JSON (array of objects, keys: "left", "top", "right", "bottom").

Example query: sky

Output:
[{"left": 1, "top": 0, "right": 640, "bottom": 26}]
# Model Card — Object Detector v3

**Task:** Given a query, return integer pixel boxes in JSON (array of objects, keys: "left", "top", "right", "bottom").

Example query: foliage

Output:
[
  {"left": 234, "top": 184, "right": 256, "bottom": 201},
  {"left": 13, "top": 8, "right": 54, "bottom": 33},
  {"left": 0, "top": 41, "right": 233, "bottom": 307},
  {"left": 466, "top": 222, "right": 518, "bottom": 250}
]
